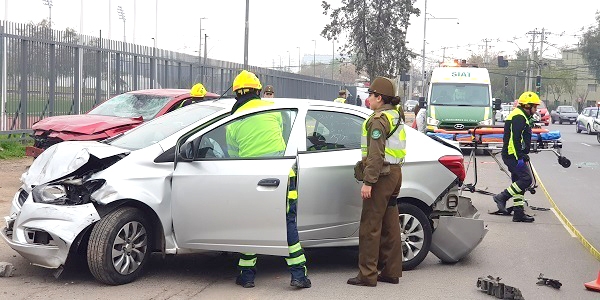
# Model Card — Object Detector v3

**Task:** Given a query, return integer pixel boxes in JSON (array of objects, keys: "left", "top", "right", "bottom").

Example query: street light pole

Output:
[
  {"left": 42, "top": 0, "right": 53, "bottom": 29},
  {"left": 297, "top": 47, "right": 301, "bottom": 73},
  {"left": 287, "top": 51, "right": 291, "bottom": 72},
  {"left": 243, "top": 0, "right": 249, "bottom": 70},
  {"left": 312, "top": 39, "right": 316, "bottom": 77},
  {"left": 332, "top": 40, "right": 335, "bottom": 80},
  {"left": 420, "top": 0, "right": 427, "bottom": 96},
  {"left": 117, "top": 6, "right": 126, "bottom": 43}
]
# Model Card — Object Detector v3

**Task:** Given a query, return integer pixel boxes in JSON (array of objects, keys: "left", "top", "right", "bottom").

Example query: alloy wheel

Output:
[
  {"left": 399, "top": 213, "right": 425, "bottom": 261},
  {"left": 112, "top": 221, "right": 148, "bottom": 275}
]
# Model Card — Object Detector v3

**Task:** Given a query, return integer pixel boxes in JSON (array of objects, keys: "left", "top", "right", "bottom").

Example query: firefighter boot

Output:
[{"left": 512, "top": 206, "right": 535, "bottom": 223}]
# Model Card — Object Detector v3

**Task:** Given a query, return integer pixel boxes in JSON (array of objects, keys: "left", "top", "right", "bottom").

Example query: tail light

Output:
[{"left": 438, "top": 155, "right": 466, "bottom": 182}]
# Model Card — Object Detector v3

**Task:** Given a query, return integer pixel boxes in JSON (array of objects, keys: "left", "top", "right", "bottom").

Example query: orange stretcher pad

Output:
[{"left": 429, "top": 127, "right": 558, "bottom": 144}]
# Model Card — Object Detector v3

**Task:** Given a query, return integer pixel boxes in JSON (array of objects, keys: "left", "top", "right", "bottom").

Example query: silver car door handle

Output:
[{"left": 258, "top": 178, "right": 280, "bottom": 187}]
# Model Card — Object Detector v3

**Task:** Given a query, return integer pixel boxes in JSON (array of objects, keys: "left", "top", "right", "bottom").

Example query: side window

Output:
[
  {"left": 191, "top": 109, "right": 297, "bottom": 159},
  {"left": 305, "top": 110, "right": 363, "bottom": 152}
]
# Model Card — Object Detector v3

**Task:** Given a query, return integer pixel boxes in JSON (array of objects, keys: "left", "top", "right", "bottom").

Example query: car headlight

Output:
[
  {"left": 32, "top": 179, "right": 106, "bottom": 205},
  {"left": 479, "top": 119, "right": 493, "bottom": 125},
  {"left": 427, "top": 117, "right": 440, "bottom": 126}
]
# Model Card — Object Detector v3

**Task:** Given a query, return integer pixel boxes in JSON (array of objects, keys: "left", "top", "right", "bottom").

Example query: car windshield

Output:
[
  {"left": 589, "top": 108, "right": 599, "bottom": 116},
  {"left": 561, "top": 106, "right": 576, "bottom": 113},
  {"left": 88, "top": 93, "right": 173, "bottom": 120},
  {"left": 430, "top": 83, "right": 490, "bottom": 106},
  {"left": 109, "top": 104, "right": 224, "bottom": 150}
]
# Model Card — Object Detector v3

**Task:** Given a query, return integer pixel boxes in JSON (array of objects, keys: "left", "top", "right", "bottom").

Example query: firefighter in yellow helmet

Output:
[
  {"left": 347, "top": 76, "right": 405, "bottom": 287},
  {"left": 179, "top": 83, "right": 208, "bottom": 108},
  {"left": 228, "top": 70, "right": 311, "bottom": 289},
  {"left": 492, "top": 91, "right": 540, "bottom": 222}
]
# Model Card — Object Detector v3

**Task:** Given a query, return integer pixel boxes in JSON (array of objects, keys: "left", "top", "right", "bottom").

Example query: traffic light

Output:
[
  {"left": 504, "top": 76, "right": 509, "bottom": 87},
  {"left": 535, "top": 75, "right": 541, "bottom": 87},
  {"left": 536, "top": 86, "right": 541, "bottom": 96}
]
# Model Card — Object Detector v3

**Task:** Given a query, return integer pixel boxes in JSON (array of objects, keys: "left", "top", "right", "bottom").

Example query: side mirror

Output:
[
  {"left": 493, "top": 98, "right": 502, "bottom": 111},
  {"left": 418, "top": 96, "right": 427, "bottom": 108},
  {"left": 178, "top": 141, "right": 195, "bottom": 162}
]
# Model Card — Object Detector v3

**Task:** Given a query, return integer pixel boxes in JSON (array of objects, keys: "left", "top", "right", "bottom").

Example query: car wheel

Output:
[
  {"left": 87, "top": 207, "right": 151, "bottom": 285},
  {"left": 597, "top": 132, "right": 600, "bottom": 144},
  {"left": 559, "top": 118, "right": 563, "bottom": 125},
  {"left": 551, "top": 118, "right": 555, "bottom": 124},
  {"left": 398, "top": 202, "right": 432, "bottom": 271},
  {"left": 576, "top": 123, "right": 582, "bottom": 133},
  {"left": 587, "top": 124, "right": 593, "bottom": 135}
]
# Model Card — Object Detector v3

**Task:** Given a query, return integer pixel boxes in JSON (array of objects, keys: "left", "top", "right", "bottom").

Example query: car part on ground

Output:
[
  {"left": 476, "top": 275, "right": 524, "bottom": 300},
  {"left": 536, "top": 273, "right": 562, "bottom": 289}
]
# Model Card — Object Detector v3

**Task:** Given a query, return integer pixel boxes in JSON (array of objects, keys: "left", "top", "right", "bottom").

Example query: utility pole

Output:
[
  {"left": 42, "top": 0, "right": 53, "bottom": 29},
  {"left": 297, "top": 47, "right": 301, "bottom": 73},
  {"left": 421, "top": 0, "right": 428, "bottom": 96},
  {"left": 441, "top": 46, "right": 447, "bottom": 63},
  {"left": 332, "top": 40, "right": 335, "bottom": 80},
  {"left": 482, "top": 38, "right": 493, "bottom": 66},
  {"left": 526, "top": 29, "right": 539, "bottom": 91},
  {"left": 117, "top": 6, "right": 126, "bottom": 43},
  {"left": 203, "top": 34, "right": 208, "bottom": 66}
]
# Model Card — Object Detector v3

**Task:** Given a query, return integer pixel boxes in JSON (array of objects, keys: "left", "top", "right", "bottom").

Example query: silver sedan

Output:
[{"left": 2, "top": 99, "right": 487, "bottom": 285}]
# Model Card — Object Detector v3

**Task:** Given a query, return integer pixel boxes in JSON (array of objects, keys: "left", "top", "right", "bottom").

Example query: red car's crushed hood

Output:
[{"left": 32, "top": 114, "right": 144, "bottom": 135}]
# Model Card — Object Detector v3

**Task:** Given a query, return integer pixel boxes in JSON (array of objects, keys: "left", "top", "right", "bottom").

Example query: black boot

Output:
[{"left": 512, "top": 206, "right": 535, "bottom": 222}]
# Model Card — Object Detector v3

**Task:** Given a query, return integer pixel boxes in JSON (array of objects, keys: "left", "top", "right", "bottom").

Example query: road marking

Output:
[
  {"left": 581, "top": 143, "right": 591, "bottom": 147},
  {"left": 532, "top": 165, "right": 600, "bottom": 262}
]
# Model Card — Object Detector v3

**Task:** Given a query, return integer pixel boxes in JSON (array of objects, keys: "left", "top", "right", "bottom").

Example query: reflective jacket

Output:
[
  {"left": 226, "top": 99, "right": 285, "bottom": 157},
  {"left": 334, "top": 97, "right": 347, "bottom": 103},
  {"left": 502, "top": 106, "right": 532, "bottom": 160},
  {"left": 360, "top": 104, "right": 407, "bottom": 185}
]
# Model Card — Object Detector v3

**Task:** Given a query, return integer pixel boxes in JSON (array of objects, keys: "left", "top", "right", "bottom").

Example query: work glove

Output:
[{"left": 516, "top": 159, "right": 526, "bottom": 170}]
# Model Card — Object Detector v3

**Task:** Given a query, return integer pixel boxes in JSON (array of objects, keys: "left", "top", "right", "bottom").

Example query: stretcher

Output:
[{"left": 427, "top": 125, "right": 571, "bottom": 197}]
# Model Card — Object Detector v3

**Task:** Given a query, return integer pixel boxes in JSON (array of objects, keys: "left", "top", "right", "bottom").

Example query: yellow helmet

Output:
[
  {"left": 518, "top": 92, "right": 541, "bottom": 105},
  {"left": 190, "top": 83, "right": 207, "bottom": 98},
  {"left": 232, "top": 70, "right": 262, "bottom": 93}
]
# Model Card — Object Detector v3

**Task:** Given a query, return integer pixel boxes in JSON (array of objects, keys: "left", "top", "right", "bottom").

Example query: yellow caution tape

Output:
[{"left": 532, "top": 165, "right": 600, "bottom": 261}]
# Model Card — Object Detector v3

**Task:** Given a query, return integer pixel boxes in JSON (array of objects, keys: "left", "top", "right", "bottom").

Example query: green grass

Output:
[{"left": 0, "top": 135, "right": 32, "bottom": 159}]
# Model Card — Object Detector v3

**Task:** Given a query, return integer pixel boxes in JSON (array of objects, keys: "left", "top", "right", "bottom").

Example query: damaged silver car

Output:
[{"left": 2, "top": 99, "right": 487, "bottom": 285}]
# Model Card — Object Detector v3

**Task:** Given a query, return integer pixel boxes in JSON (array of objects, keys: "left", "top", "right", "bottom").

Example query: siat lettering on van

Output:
[{"left": 451, "top": 72, "right": 471, "bottom": 77}]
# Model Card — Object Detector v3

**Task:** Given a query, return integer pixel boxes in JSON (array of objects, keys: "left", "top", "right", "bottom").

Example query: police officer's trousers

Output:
[
  {"left": 496, "top": 155, "right": 533, "bottom": 207},
  {"left": 357, "top": 165, "right": 403, "bottom": 285},
  {"left": 237, "top": 168, "right": 307, "bottom": 283}
]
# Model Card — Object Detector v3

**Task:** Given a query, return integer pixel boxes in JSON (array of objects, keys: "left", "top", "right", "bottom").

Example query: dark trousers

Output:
[
  {"left": 357, "top": 165, "right": 403, "bottom": 285},
  {"left": 497, "top": 155, "right": 533, "bottom": 207}
]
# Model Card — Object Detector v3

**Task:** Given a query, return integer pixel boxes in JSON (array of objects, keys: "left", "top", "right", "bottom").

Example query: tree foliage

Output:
[
  {"left": 320, "top": 0, "right": 420, "bottom": 81},
  {"left": 581, "top": 11, "right": 600, "bottom": 81}
]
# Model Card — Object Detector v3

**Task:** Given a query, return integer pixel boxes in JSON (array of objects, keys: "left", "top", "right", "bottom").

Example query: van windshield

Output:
[{"left": 430, "top": 83, "right": 490, "bottom": 107}]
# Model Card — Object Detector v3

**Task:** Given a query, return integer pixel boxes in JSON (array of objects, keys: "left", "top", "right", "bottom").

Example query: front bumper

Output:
[
  {"left": 429, "top": 196, "right": 488, "bottom": 263},
  {"left": 2, "top": 201, "right": 100, "bottom": 269}
]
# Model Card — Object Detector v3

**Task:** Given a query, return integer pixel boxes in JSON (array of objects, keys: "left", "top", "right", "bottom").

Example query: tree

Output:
[
  {"left": 543, "top": 67, "right": 576, "bottom": 108},
  {"left": 320, "top": 0, "right": 420, "bottom": 81},
  {"left": 581, "top": 11, "right": 600, "bottom": 81}
]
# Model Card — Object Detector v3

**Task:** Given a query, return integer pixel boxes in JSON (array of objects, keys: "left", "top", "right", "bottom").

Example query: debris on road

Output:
[
  {"left": 477, "top": 275, "right": 524, "bottom": 299},
  {"left": 0, "top": 262, "right": 15, "bottom": 277},
  {"left": 536, "top": 273, "right": 562, "bottom": 289}
]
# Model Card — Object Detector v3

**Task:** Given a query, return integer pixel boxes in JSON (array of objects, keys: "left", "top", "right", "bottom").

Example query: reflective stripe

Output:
[
  {"left": 238, "top": 257, "right": 257, "bottom": 267},
  {"left": 288, "top": 190, "right": 298, "bottom": 200},
  {"left": 484, "top": 107, "right": 490, "bottom": 120},
  {"left": 289, "top": 242, "right": 302, "bottom": 254},
  {"left": 360, "top": 109, "right": 406, "bottom": 164},
  {"left": 511, "top": 182, "right": 522, "bottom": 193},
  {"left": 431, "top": 105, "right": 436, "bottom": 119},
  {"left": 289, "top": 169, "right": 296, "bottom": 178},
  {"left": 285, "top": 254, "right": 306, "bottom": 266}
]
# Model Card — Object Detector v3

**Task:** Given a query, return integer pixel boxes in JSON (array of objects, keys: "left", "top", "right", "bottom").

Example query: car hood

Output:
[
  {"left": 431, "top": 105, "right": 489, "bottom": 122},
  {"left": 21, "top": 141, "right": 130, "bottom": 187},
  {"left": 32, "top": 114, "right": 144, "bottom": 134}
]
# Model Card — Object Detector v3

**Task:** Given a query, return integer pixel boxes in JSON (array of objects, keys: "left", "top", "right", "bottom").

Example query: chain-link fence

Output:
[{"left": 0, "top": 21, "right": 343, "bottom": 134}]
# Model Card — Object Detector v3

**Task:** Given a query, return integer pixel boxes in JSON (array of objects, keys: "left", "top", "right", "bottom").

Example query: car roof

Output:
[
  {"left": 196, "top": 97, "right": 372, "bottom": 114},
  {"left": 126, "top": 89, "right": 220, "bottom": 98}
]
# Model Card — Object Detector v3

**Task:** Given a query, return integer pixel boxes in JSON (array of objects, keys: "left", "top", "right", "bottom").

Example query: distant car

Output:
[
  {"left": 550, "top": 105, "right": 578, "bottom": 124},
  {"left": 26, "top": 89, "right": 221, "bottom": 157},
  {"left": 405, "top": 100, "right": 419, "bottom": 112},
  {"left": 536, "top": 101, "right": 550, "bottom": 126},
  {"left": 576, "top": 107, "right": 599, "bottom": 134},
  {"left": 495, "top": 104, "right": 513, "bottom": 122},
  {"left": 3, "top": 99, "right": 486, "bottom": 285}
]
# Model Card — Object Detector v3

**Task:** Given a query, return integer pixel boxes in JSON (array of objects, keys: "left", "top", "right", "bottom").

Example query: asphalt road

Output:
[
  {"left": 0, "top": 151, "right": 599, "bottom": 299},
  {"left": 529, "top": 123, "right": 600, "bottom": 253}
]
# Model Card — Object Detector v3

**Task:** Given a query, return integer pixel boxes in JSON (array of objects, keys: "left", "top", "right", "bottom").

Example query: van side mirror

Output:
[
  {"left": 418, "top": 96, "right": 426, "bottom": 108},
  {"left": 493, "top": 98, "right": 502, "bottom": 111}
]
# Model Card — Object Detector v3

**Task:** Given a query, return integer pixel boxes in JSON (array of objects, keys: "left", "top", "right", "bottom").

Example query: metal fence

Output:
[{"left": 0, "top": 20, "right": 343, "bottom": 134}]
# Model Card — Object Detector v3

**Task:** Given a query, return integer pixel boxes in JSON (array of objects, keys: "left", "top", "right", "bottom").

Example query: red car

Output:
[
  {"left": 512, "top": 99, "right": 549, "bottom": 126},
  {"left": 26, "top": 89, "right": 220, "bottom": 157}
]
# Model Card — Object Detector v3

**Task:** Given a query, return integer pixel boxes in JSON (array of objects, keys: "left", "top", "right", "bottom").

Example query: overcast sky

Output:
[{"left": 2, "top": 0, "right": 598, "bottom": 70}]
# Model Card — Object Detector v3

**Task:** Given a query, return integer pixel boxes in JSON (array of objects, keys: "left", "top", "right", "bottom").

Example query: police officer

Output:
[
  {"left": 334, "top": 89, "right": 348, "bottom": 103},
  {"left": 227, "top": 70, "right": 311, "bottom": 289},
  {"left": 263, "top": 85, "right": 275, "bottom": 98},
  {"left": 347, "top": 76, "right": 406, "bottom": 287},
  {"left": 178, "top": 83, "right": 207, "bottom": 108},
  {"left": 492, "top": 91, "right": 539, "bottom": 223}
]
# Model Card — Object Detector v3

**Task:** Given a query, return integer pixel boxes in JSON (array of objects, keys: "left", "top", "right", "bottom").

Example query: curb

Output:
[{"left": 532, "top": 165, "right": 600, "bottom": 262}]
